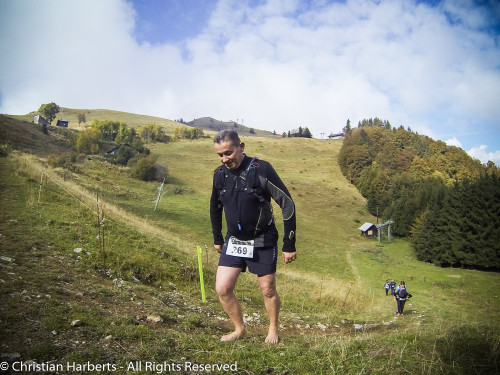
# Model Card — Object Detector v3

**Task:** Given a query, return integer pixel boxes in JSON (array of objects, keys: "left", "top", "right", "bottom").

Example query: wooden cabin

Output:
[{"left": 358, "top": 222, "right": 378, "bottom": 239}]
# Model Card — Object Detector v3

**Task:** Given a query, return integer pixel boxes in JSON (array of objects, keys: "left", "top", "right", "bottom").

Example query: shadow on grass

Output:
[{"left": 434, "top": 325, "right": 499, "bottom": 374}]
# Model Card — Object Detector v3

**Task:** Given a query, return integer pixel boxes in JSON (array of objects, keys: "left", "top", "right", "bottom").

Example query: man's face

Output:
[{"left": 214, "top": 140, "right": 245, "bottom": 170}]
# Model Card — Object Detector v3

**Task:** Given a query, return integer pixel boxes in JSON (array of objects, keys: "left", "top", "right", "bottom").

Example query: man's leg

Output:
[
  {"left": 216, "top": 266, "right": 247, "bottom": 341},
  {"left": 258, "top": 273, "right": 280, "bottom": 344}
]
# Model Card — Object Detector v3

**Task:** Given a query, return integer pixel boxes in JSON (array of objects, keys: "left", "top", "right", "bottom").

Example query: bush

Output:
[
  {"left": 129, "top": 155, "right": 167, "bottom": 182},
  {"left": 0, "top": 144, "right": 9, "bottom": 157},
  {"left": 48, "top": 152, "right": 78, "bottom": 169},
  {"left": 153, "top": 162, "right": 168, "bottom": 181},
  {"left": 115, "top": 145, "right": 136, "bottom": 166}
]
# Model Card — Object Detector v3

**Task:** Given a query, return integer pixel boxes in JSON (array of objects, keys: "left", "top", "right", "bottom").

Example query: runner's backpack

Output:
[
  {"left": 214, "top": 157, "right": 267, "bottom": 202},
  {"left": 398, "top": 288, "right": 408, "bottom": 299},
  {"left": 214, "top": 157, "right": 274, "bottom": 233}
]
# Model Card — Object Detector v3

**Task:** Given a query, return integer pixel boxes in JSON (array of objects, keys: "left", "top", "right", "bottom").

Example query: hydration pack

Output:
[
  {"left": 214, "top": 157, "right": 274, "bottom": 234},
  {"left": 398, "top": 288, "right": 408, "bottom": 299},
  {"left": 214, "top": 157, "right": 266, "bottom": 200}
]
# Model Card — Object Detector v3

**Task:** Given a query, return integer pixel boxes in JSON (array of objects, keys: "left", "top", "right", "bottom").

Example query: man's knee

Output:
[
  {"left": 259, "top": 284, "right": 278, "bottom": 299},
  {"left": 216, "top": 282, "right": 234, "bottom": 298}
]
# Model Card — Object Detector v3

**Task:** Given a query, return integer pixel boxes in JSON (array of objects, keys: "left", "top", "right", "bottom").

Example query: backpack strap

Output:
[
  {"left": 213, "top": 165, "right": 226, "bottom": 208},
  {"left": 236, "top": 157, "right": 258, "bottom": 231},
  {"left": 214, "top": 157, "right": 270, "bottom": 233}
]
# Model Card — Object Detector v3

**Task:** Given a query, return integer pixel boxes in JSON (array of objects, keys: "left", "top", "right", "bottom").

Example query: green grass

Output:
[{"left": 1, "top": 114, "right": 499, "bottom": 374}]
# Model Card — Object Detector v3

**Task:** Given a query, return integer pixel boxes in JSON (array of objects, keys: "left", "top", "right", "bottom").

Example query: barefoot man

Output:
[{"left": 210, "top": 130, "right": 297, "bottom": 344}]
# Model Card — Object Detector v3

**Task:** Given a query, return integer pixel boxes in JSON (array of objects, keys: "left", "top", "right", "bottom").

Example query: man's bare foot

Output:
[
  {"left": 265, "top": 330, "right": 279, "bottom": 344},
  {"left": 220, "top": 329, "right": 247, "bottom": 342}
]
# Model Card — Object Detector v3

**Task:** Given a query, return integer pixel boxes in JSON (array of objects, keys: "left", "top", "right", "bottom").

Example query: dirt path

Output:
[{"left": 346, "top": 248, "right": 361, "bottom": 282}]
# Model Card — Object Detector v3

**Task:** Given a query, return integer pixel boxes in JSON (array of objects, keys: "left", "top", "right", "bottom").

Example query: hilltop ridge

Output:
[
  {"left": 7, "top": 108, "right": 184, "bottom": 132},
  {"left": 187, "top": 117, "right": 275, "bottom": 137}
]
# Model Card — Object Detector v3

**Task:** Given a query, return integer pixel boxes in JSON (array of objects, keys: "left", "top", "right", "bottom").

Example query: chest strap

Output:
[{"left": 236, "top": 157, "right": 257, "bottom": 231}]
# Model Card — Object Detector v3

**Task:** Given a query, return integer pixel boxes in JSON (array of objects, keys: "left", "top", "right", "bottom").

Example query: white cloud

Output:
[
  {"left": 0, "top": 0, "right": 499, "bottom": 158},
  {"left": 445, "top": 137, "right": 463, "bottom": 148},
  {"left": 467, "top": 145, "right": 500, "bottom": 165},
  {"left": 446, "top": 137, "right": 500, "bottom": 165}
]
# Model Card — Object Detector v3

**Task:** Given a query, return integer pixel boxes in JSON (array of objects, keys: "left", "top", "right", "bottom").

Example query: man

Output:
[{"left": 210, "top": 129, "right": 297, "bottom": 344}]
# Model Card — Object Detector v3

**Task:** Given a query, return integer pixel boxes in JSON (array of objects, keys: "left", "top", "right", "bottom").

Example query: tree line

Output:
[
  {"left": 338, "top": 120, "right": 500, "bottom": 270},
  {"left": 283, "top": 126, "right": 313, "bottom": 138}
]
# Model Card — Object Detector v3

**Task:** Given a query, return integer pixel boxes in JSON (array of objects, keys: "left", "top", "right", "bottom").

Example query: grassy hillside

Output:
[
  {"left": 0, "top": 114, "right": 76, "bottom": 156},
  {"left": 8, "top": 108, "right": 275, "bottom": 138},
  {"left": 0, "top": 115, "right": 499, "bottom": 374},
  {"left": 8, "top": 108, "right": 184, "bottom": 133}
]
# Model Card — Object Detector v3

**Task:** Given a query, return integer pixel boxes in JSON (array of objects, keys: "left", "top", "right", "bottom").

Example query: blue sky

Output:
[
  {"left": 131, "top": 0, "right": 217, "bottom": 44},
  {"left": 1, "top": 0, "right": 499, "bottom": 164}
]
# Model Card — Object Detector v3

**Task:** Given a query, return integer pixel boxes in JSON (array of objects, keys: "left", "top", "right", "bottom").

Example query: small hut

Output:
[
  {"left": 358, "top": 222, "right": 378, "bottom": 239},
  {"left": 106, "top": 143, "right": 132, "bottom": 155},
  {"left": 33, "top": 115, "right": 50, "bottom": 126},
  {"left": 56, "top": 119, "right": 69, "bottom": 127}
]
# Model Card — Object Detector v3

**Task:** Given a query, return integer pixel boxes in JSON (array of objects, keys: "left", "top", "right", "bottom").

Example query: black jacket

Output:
[{"left": 210, "top": 155, "right": 296, "bottom": 252}]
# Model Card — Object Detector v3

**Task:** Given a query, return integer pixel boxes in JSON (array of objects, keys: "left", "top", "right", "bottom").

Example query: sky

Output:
[{"left": 1, "top": 0, "right": 500, "bottom": 164}]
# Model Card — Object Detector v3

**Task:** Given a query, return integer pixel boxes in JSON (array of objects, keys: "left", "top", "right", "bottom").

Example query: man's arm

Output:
[
  {"left": 261, "top": 163, "right": 296, "bottom": 253},
  {"left": 210, "top": 177, "right": 225, "bottom": 247}
]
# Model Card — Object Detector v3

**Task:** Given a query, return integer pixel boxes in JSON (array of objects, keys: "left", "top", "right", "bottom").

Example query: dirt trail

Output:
[{"left": 346, "top": 249, "right": 361, "bottom": 282}]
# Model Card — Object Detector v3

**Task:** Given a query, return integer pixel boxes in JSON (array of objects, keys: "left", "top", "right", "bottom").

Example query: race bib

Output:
[{"left": 226, "top": 236, "right": 254, "bottom": 258}]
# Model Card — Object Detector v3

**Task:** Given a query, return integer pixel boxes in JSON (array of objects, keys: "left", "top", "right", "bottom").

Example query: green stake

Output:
[{"left": 197, "top": 246, "right": 206, "bottom": 302}]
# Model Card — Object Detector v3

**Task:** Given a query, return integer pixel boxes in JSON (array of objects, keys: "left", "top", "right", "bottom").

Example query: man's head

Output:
[{"left": 214, "top": 129, "right": 245, "bottom": 170}]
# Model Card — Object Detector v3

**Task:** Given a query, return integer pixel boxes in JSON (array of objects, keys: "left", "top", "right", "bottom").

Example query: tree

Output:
[
  {"left": 77, "top": 112, "right": 86, "bottom": 125},
  {"left": 38, "top": 102, "right": 60, "bottom": 124},
  {"left": 343, "top": 119, "right": 352, "bottom": 135},
  {"left": 90, "top": 119, "right": 121, "bottom": 142},
  {"left": 76, "top": 127, "right": 100, "bottom": 153},
  {"left": 302, "top": 127, "right": 313, "bottom": 138},
  {"left": 138, "top": 125, "right": 154, "bottom": 143},
  {"left": 115, "top": 124, "right": 137, "bottom": 144}
]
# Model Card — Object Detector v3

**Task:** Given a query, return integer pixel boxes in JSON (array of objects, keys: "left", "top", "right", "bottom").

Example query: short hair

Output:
[{"left": 214, "top": 129, "right": 241, "bottom": 146}]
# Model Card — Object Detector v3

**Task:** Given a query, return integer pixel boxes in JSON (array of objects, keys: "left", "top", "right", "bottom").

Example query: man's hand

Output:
[
  {"left": 282, "top": 251, "right": 297, "bottom": 264},
  {"left": 214, "top": 244, "right": 222, "bottom": 253}
]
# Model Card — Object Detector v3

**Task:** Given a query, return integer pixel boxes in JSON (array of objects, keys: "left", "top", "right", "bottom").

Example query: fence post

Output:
[
  {"left": 154, "top": 178, "right": 165, "bottom": 211},
  {"left": 38, "top": 172, "right": 44, "bottom": 205}
]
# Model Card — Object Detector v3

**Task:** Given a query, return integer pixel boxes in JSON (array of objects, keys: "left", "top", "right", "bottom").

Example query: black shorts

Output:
[{"left": 218, "top": 241, "right": 278, "bottom": 276}]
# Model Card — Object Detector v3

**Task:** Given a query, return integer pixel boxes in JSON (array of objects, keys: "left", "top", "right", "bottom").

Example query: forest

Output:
[{"left": 338, "top": 119, "right": 500, "bottom": 270}]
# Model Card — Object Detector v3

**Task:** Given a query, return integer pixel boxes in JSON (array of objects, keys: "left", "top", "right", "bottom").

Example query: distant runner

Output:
[
  {"left": 210, "top": 130, "right": 297, "bottom": 344},
  {"left": 384, "top": 279, "right": 390, "bottom": 296},
  {"left": 390, "top": 279, "right": 396, "bottom": 295}
]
